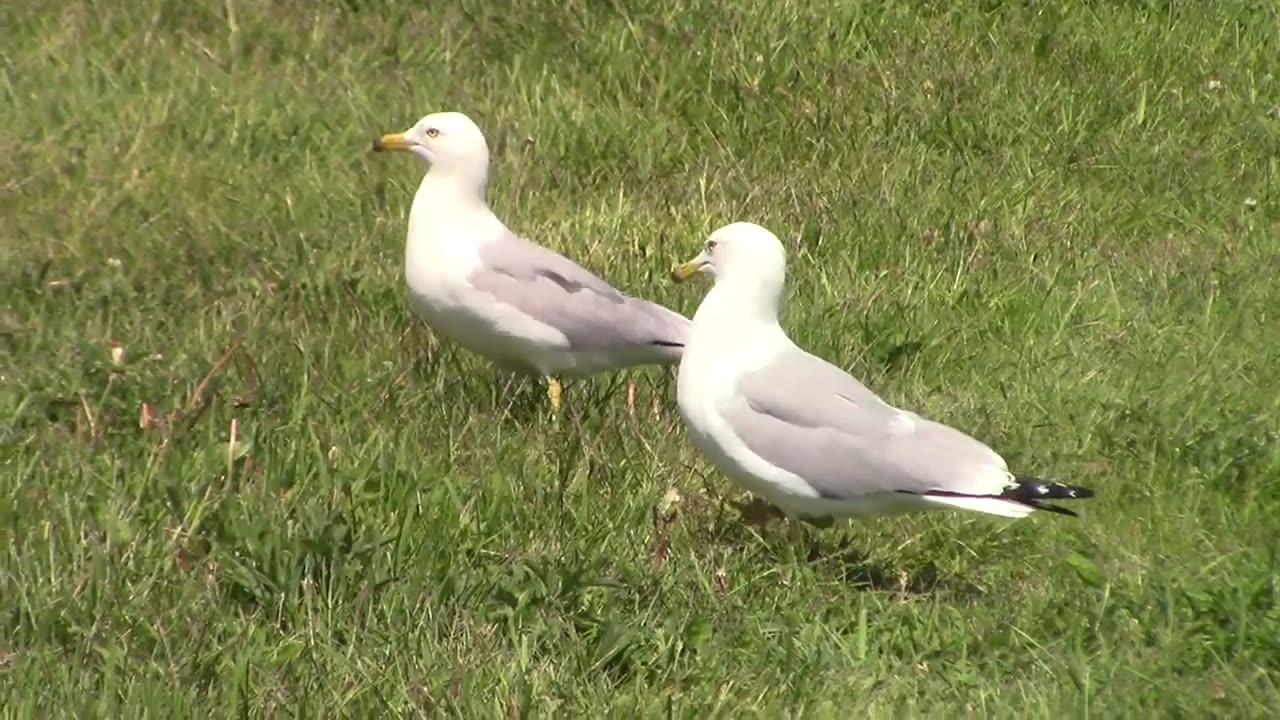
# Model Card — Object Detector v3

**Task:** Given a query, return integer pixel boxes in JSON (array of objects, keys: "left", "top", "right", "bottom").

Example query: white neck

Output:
[
  {"left": 407, "top": 171, "right": 492, "bottom": 239},
  {"left": 692, "top": 277, "right": 785, "bottom": 346},
  {"left": 415, "top": 170, "right": 487, "bottom": 206}
]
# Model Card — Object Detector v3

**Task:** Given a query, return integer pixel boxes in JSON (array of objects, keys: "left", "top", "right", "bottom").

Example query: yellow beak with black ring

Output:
[
  {"left": 670, "top": 251, "right": 710, "bottom": 283},
  {"left": 371, "top": 133, "right": 413, "bottom": 152}
]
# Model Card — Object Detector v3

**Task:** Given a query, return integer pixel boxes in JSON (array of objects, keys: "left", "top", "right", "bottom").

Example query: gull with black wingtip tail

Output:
[{"left": 670, "top": 222, "right": 1095, "bottom": 534}]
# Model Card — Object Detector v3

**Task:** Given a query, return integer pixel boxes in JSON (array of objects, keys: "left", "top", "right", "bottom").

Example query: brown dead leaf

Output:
[
  {"left": 652, "top": 487, "right": 682, "bottom": 573},
  {"left": 76, "top": 390, "right": 101, "bottom": 446},
  {"left": 176, "top": 340, "right": 242, "bottom": 429},
  {"left": 232, "top": 346, "right": 259, "bottom": 408},
  {"left": 713, "top": 568, "right": 728, "bottom": 596},
  {"left": 139, "top": 401, "right": 159, "bottom": 430}
]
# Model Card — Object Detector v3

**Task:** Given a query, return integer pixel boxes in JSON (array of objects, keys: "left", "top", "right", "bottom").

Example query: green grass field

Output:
[{"left": 5, "top": 0, "right": 1280, "bottom": 715}]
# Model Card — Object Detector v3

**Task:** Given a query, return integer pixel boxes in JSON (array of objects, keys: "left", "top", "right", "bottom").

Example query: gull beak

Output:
[
  {"left": 670, "top": 252, "right": 709, "bottom": 283},
  {"left": 371, "top": 132, "right": 413, "bottom": 152}
]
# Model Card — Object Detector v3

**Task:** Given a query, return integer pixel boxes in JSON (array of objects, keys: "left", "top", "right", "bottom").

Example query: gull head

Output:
[
  {"left": 671, "top": 222, "right": 787, "bottom": 286},
  {"left": 671, "top": 222, "right": 788, "bottom": 320},
  {"left": 372, "top": 111, "right": 490, "bottom": 187}
]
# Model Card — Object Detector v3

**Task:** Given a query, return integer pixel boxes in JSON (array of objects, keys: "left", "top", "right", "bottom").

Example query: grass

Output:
[{"left": 4, "top": 0, "right": 1279, "bottom": 714}]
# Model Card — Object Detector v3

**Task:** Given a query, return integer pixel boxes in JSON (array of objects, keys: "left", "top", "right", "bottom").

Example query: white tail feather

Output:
[{"left": 919, "top": 494, "right": 1036, "bottom": 519}]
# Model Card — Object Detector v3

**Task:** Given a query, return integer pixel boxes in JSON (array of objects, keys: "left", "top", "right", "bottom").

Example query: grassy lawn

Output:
[{"left": 5, "top": 0, "right": 1279, "bottom": 714}]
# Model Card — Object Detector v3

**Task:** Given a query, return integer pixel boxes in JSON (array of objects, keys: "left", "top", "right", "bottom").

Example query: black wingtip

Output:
[
  {"left": 905, "top": 475, "right": 1094, "bottom": 518},
  {"left": 1000, "top": 475, "right": 1095, "bottom": 516},
  {"left": 650, "top": 340, "right": 684, "bottom": 349},
  {"left": 1007, "top": 475, "right": 1095, "bottom": 500}
]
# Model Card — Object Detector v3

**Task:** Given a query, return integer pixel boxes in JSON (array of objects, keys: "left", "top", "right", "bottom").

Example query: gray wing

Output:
[
  {"left": 723, "top": 346, "right": 1006, "bottom": 500},
  {"left": 469, "top": 230, "right": 690, "bottom": 352}
]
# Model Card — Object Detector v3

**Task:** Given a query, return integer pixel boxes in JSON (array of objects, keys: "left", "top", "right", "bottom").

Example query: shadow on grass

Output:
[
  {"left": 827, "top": 546, "right": 955, "bottom": 596},
  {"left": 696, "top": 498, "right": 981, "bottom": 597}
]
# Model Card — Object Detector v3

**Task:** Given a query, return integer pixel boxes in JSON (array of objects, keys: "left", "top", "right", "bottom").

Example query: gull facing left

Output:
[
  {"left": 670, "top": 222, "right": 1095, "bottom": 528},
  {"left": 372, "top": 111, "right": 691, "bottom": 411}
]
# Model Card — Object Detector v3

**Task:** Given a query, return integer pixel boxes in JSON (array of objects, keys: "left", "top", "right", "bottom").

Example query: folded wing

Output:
[
  {"left": 722, "top": 346, "right": 1015, "bottom": 501},
  {"left": 471, "top": 230, "right": 691, "bottom": 353}
]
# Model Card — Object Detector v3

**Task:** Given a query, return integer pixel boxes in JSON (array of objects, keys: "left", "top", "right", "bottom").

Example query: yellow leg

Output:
[{"left": 545, "top": 376, "right": 563, "bottom": 414}]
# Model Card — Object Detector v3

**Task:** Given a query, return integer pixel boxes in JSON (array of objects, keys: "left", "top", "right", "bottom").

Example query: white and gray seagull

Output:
[
  {"left": 670, "top": 221, "right": 1094, "bottom": 528},
  {"left": 371, "top": 111, "right": 691, "bottom": 411}
]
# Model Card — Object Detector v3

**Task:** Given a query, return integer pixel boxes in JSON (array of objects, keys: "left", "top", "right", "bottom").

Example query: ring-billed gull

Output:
[
  {"left": 670, "top": 222, "right": 1094, "bottom": 528},
  {"left": 371, "top": 111, "right": 691, "bottom": 411}
]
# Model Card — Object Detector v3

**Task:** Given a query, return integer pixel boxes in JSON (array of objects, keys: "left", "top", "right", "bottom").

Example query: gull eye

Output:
[
  {"left": 425, "top": 128, "right": 440, "bottom": 138},
  {"left": 705, "top": 240, "right": 717, "bottom": 252}
]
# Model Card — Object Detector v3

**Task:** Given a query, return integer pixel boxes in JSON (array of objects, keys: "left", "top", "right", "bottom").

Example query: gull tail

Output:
[
  {"left": 917, "top": 476, "right": 1095, "bottom": 519},
  {"left": 639, "top": 300, "right": 693, "bottom": 362}
]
